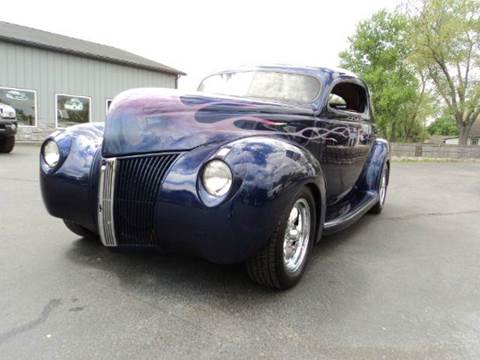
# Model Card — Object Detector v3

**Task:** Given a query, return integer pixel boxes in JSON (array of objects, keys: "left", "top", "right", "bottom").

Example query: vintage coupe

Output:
[{"left": 40, "top": 66, "right": 390, "bottom": 289}]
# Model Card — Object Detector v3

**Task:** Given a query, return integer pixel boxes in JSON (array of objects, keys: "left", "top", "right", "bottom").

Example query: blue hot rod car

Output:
[{"left": 40, "top": 65, "right": 390, "bottom": 289}]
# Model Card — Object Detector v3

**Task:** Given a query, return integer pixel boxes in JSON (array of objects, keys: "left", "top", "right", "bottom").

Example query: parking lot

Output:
[{"left": 1, "top": 144, "right": 479, "bottom": 359}]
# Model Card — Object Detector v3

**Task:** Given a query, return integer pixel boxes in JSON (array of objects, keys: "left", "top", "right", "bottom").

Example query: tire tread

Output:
[
  {"left": 63, "top": 219, "right": 97, "bottom": 239},
  {"left": 246, "top": 228, "right": 281, "bottom": 288},
  {"left": 0, "top": 136, "right": 15, "bottom": 153}
]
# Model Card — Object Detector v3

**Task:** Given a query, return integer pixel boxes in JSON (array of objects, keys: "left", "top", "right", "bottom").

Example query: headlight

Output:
[
  {"left": 43, "top": 140, "right": 60, "bottom": 168},
  {"left": 202, "top": 160, "right": 232, "bottom": 197}
]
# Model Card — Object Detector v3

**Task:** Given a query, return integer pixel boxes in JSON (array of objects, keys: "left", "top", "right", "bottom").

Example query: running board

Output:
[{"left": 323, "top": 191, "right": 378, "bottom": 235}]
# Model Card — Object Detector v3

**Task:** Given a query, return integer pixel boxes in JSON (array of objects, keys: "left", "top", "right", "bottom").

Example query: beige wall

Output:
[{"left": 0, "top": 41, "right": 177, "bottom": 141}]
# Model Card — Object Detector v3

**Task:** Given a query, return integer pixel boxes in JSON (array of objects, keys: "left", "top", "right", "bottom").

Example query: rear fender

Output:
[{"left": 356, "top": 138, "right": 390, "bottom": 193}]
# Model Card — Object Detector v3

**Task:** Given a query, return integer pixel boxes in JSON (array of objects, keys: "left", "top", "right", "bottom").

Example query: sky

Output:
[{"left": 1, "top": 0, "right": 400, "bottom": 90}]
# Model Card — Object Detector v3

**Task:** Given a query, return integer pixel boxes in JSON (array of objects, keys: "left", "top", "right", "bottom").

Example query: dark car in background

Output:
[
  {"left": 0, "top": 102, "right": 17, "bottom": 153},
  {"left": 39, "top": 65, "right": 390, "bottom": 289}
]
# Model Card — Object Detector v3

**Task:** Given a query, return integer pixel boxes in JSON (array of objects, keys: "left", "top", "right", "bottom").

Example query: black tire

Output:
[
  {"left": 0, "top": 136, "right": 15, "bottom": 153},
  {"left": 246, "top": 187, "right": 317, "bottom": 290},
  {"left": 369, "top": 163, "right": 389, "bottom": 214},
  {"left": 63, "top": 219, "right": 98, "bottom": 239}
]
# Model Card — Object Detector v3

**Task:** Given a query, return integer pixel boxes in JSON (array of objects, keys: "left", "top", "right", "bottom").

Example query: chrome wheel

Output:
[
  {"left": 247, "top": 187, "right": 316, "bottom": 289},
  {"left": 283, "top": 198, "right": 311, "bottom": 273},
  {"left": 379, "top": 167, "right": 388, "bottom": 205}
]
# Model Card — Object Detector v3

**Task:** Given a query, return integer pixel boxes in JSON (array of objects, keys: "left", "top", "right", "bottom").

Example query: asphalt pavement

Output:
[{"left": 1, "top": 144, "right": 480, "bottom": 359}]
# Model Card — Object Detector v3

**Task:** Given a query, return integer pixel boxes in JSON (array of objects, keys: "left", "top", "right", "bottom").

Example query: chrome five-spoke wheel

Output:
[
  {"left": 283, "top": 198, "right": 311, "bottom": 274},
  {"left": 370, "top": 163, "right": 389, "bottom": 214},
  {"left": 379, "top": 167, "right": 387, "bottom": 206}
]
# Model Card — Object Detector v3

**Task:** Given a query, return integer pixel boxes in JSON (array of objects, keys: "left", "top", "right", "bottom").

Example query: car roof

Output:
[
  {"left": 208, "top": 64, "right": 360, "bottom": 81},
  {"left": 200, "top": 65, "right": 368, "bottom": 111}
]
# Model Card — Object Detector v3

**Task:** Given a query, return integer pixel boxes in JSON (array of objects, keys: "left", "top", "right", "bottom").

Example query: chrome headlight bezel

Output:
[
  {"left": 42, "top": 139, "right": 61, "bottom": 169},
  {"left": 201, "top": 159, "right": 233, "bottom": 197}
]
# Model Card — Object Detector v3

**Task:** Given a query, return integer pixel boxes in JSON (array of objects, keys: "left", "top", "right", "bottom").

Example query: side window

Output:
[{"left": 328, "top": 82, "right": 367, "bottom": 113}]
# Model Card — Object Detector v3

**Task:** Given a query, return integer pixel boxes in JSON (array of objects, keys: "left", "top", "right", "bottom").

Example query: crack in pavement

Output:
[
  {"left": 383, "top": 209, "right": 480, "bottom": 221},
  {"left": 0, "top": 299, "right": 61, "bottom": 345}
]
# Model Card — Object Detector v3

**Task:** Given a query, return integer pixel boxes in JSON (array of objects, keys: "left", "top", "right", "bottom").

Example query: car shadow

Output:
[
  {"left": 64, "top": 215, "right": 372, "bottom": 307},
  {"left": 66, "top": 236, "right": 271, "bottom": 297}
]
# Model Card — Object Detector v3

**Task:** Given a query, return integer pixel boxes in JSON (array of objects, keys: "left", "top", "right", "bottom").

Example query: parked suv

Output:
[{"left": 0, "top": 103, "right": 17, "bottom": 153}]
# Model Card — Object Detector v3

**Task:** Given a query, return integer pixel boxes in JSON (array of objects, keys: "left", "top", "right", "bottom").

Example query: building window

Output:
[
  {"left": 106, "top": 99, "right": 113, "bottom": 114},
  {"left": 0, "top": 87, "right": 37, "bottom": 126},
  {"left": 471, "top": 138, "right": 479, "bottom": 145},
  {"left": 56, "top": 94, "right": 91, "bottom": 128}
]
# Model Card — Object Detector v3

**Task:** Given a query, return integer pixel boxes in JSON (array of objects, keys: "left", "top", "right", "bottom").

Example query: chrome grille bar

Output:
[
  {"left": 98, "top": 158, "right": 117, "bottom": 246},
  {"left": 113, "top": 153, "right": 179, "bottom": 246}
]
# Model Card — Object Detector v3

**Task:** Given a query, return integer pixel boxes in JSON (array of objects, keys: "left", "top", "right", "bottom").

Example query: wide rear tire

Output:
[
  {"left": 369, "top": 163, "right": 389, "bottom": 214},
  {"left": 0, "top": 136, "right": 15, "bottom": 153},
  {"left": 246, "top": 187, "right": 316, "bottom": 290}
]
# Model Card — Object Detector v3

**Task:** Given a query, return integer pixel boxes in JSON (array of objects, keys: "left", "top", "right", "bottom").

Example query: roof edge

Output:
[{"left": 0, "top": 35, "right": 186, "bottom": 76}]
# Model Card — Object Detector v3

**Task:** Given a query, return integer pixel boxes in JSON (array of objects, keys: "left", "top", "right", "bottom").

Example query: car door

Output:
[{"left": 317, "top": 79, "right": 374, "bottom": 204}]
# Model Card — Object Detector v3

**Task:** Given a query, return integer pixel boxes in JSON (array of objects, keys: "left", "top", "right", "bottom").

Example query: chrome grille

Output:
[
  {"left": 98, "top": 158, "right": 117, "bottom": 246},
  {"left": 97, "top": 153, "right": 179, "bottom": 247},
  {"left": 114, "top": 153, "right": 179, "bottom": 246}
]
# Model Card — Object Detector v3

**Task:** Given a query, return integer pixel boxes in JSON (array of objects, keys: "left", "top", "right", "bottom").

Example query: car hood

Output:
[
  {"left": 0, "top": 103, "right": 16, "bottom": 118},
  {"left": 102, "top": 88, "right": 315, "bottom": 157}
]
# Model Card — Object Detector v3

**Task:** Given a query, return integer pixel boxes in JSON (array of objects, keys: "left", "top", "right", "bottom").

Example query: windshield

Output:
[{"left": 198, "top": 71, "right": 321, "bottom": 104}]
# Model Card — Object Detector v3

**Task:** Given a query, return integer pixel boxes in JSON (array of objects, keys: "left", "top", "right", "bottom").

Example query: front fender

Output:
[
  {"left": 40, "top": 123, "right": 104, "bottom": 232},
  {"left": 155, "top": 136, "right": 326, "bottom": 263}
]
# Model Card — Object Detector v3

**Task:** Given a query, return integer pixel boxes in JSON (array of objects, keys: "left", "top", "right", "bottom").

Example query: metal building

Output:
[{"left": 0, "top": 21, "right": 184, "bottom": 141}]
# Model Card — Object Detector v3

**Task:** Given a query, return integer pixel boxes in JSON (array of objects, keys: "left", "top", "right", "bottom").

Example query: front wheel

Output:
[
  {"left": 246, "top": 187, "right": 316, "bottom": 290},
  {"left": 63, "top": 219, "right": 98, "bottom": 240},
  {"left": 0, "top": 136, "right": 15, "bottom": 153}
]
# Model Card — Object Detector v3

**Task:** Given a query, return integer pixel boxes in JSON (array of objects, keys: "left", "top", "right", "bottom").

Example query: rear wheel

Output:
[
  {"left": 369, "top": 163, "right": 389, "bottom": 214},
  {"left": 246, "top": 187, "right": 316, "bottom": 290},
  {"left": 63, "top": 219, "right": 98, "bottom": 239},
  {"left": 0, "top": 136, "right": 15, "bottom": 153}
]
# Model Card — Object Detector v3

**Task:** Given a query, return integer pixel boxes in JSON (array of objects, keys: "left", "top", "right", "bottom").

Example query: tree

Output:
[
  {"left": 340, "top": 10, "right": 432, "bottom": 142},
  {"left": 427, "top": 112, "right": 459, "bottom": 136},
  {"left": 408, "top": 0, "right": 480, "bottom": 144}
]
